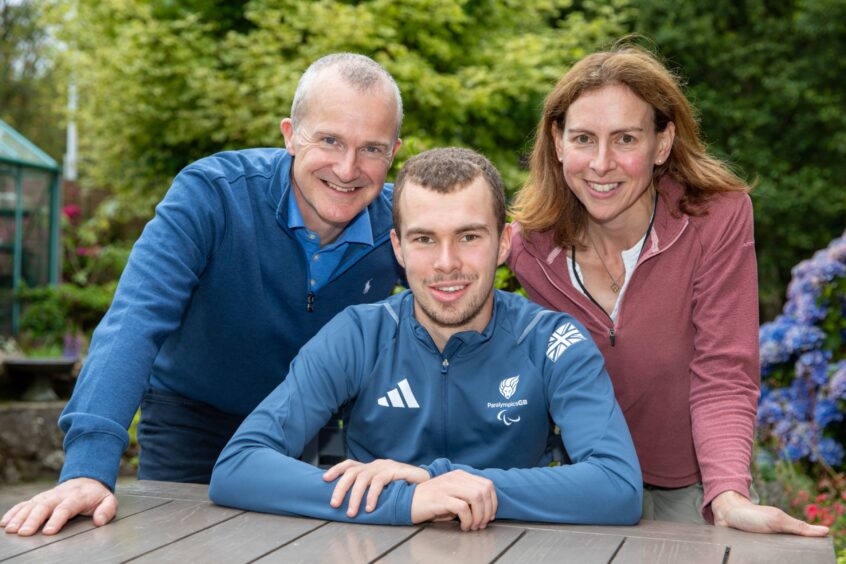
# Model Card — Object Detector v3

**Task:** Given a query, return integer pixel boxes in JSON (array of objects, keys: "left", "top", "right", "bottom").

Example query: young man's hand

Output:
[
  {"left": 1, "top": 477, "right": 117, "bottom": 536},
  {"left": 411, "top": 470, "right": 497, "bottom": 531},
  {"left": 323, "top": 458, "right": 430, "bottom": 517}
]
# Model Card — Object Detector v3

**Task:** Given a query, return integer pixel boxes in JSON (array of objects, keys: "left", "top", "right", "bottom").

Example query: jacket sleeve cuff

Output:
[
  {"left": 422, "top": 458, "right": 452, "bottom": 478},
  {"left": 60, "top": 432, "right": 128, "bottom": 491},
  {"left": 702, "top": 480, "right": 752, "bottom": 524},
  {"left": 394, "top": 482, "right": 417, "bottom": 525}
]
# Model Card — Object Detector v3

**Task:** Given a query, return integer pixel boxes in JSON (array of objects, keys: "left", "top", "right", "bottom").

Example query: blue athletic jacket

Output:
[
  {"left": 58, "top": 149, "right": 402, "bottom": 489},
  {"left": 210, "top": 290, "right": 642, "bottom": 525}
]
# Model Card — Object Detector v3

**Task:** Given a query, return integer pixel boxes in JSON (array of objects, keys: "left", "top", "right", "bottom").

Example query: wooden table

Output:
[{"left": 0, "top": 480, "right": 835, "bottom": 563}]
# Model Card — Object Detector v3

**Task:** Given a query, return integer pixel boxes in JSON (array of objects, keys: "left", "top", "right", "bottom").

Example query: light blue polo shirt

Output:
[{"left": 288, "top": 193, "right": 375, "bottom": 292}]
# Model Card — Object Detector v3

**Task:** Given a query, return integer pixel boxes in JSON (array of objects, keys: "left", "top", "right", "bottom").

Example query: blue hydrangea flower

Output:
[
  {"left": 815, "top": 437, "right": 845, "bottom": 467},
  {"left": 757, "top": 229, "right": 845, "bottom": 468}
]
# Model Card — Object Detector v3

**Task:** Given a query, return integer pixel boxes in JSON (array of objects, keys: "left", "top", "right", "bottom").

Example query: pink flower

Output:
[
  {"left": 804, "top": 504, "right": 819, "bottom": 520},
  {"left": 76, "top": 246, "right": 101, "bottom": 257},
  {"left": 62, "top": 204, "right": 81, "bottom": 219}
]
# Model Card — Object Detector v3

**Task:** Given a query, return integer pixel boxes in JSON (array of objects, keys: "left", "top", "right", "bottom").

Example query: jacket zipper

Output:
[
  {"left": 535, "top": 257, "right": 618, "bottom": 346},
  {"left": 441, "top": 357, "right": 449, "bottom": 458}
]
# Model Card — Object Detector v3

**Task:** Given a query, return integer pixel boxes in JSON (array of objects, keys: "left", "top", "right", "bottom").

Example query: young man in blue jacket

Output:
[
  {"left": 209, "top": 147, "right": 642, "bottom": 528},
  {"left": 2, "top": 53, "right": 404, "bottom": 537}
]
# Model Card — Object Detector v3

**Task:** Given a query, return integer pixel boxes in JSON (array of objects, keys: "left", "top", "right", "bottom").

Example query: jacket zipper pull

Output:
[
  {"left": 306, "top": 292, "right": 315, "bottom": 312},
  {"left": 441, "top": 358, "right": 449, "bottom": 374},
  {"left": 609, "top": 328, "right": 616, "bottom": 347}
]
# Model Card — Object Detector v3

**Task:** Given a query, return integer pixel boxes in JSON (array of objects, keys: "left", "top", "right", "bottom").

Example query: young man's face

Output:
[
  {"left": 281, "top": 71, "right": 401, "bottom": 244},
  {"left": 391, "top": 177, "right": 511, "bottom": 347}
]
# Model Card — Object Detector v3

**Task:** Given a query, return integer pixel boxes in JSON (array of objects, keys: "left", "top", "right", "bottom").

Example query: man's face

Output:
[
  {"left": 391, "top": 178, "right": 511, "bottom": 347},
  {"left": 281, "top": 72, "right": 401, "bottom": 244}
]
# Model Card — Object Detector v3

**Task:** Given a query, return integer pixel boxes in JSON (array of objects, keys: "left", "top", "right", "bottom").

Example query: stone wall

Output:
[
  {"left": 0, "top": 401, "right": 65, "bottom": 483},
  {"left": 0, "top": 401, "right": 138, "bottom": 485}
]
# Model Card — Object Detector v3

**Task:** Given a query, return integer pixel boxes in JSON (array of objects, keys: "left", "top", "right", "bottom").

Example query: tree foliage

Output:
[
  {"left": 50, "top": 0, "right": 629, "bottom": 219},
  {"left": 0, "top": 0, "right": 63, "bottom": 159},
  {"left": 631, "top": 0, "right": 846, "bottom": 317},
  {"left": 31, "top": 0, "right": 846, "bottom": 317}
]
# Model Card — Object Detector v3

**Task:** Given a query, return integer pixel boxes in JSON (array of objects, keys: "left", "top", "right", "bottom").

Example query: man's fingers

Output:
[
  {"left": 91, "top": 495, "right": 118, "bottom": 527},
  {"left": 3, "top": 502, "right": 36, "bottom": 535},
  {"left": 40, "top": 502, "right": 77, "bottom": 536},
  {"left": 346, "top": 474, "right": 372, "bottom": 517},
  {"left": 1, "top": 501, "right": 27, "bottom": 528},
  {"left": 323, "top": 460, "right": 359, "bottom": 482},
  {"left": 365, "top": 476, "right": 389, "bottom": 513},
  {"left": 448, "top": 498, "right": 473, "bottom": 531},
  {"left": 330, "top": 470, "right": 358, "bottom": 508}
]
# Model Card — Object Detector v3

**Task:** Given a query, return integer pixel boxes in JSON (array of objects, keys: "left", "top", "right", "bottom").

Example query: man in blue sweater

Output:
[
  {"left": 2, "top": 53, "right": 404, "bottom": 536},
  {"left": 209, "top": 148, "right": 642, "bottom": 528}
]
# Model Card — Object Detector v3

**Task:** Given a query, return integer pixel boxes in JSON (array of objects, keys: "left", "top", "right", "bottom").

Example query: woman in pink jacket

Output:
[{"left": 508, "top": 45, "right": 826, "bottom": 536}]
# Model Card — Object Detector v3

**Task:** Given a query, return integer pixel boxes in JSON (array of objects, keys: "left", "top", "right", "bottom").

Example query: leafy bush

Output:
[
  {"left": 757, "top": 231, "right": 846, "bottom": 468},
  {"left": 17, "top": 282, "right": 117, "bottom": 351}
]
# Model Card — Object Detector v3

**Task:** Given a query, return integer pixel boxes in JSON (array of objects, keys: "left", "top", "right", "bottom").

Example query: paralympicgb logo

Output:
[{"left": 546, "top": 322, "right": 585, "bottom": 362}]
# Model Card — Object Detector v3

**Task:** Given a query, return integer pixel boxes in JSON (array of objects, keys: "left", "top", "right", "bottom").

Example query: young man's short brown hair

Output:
[{"left": 393, "top": 147, "right": 506, "bottom": 236}]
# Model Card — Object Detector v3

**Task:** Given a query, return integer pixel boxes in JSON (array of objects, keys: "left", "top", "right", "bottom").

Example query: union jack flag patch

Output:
[{"left": 547, "top": 322, "right": 585, "bottom": 362}]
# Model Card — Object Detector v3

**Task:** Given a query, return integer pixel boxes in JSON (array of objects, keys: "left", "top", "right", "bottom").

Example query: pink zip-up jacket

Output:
[{"left": 508, "top": 176, "right": 760, "bottom": 520}]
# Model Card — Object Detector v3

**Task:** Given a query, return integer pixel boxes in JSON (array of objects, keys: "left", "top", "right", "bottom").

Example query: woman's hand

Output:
[{"left": 711, "top": 490, "right": 829, "bottom": 536}]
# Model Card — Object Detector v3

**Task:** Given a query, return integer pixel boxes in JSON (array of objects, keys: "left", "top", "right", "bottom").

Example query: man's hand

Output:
[
  {"left": 1, "top": 477, "right": 117, "bottom": 536},
  {"left": 411, "top": 469, "right": 497, "bottom": 531},
  {"left": 323, "top": 459, "right": 430, "bottom": 517},
  {"left": 712, "top": 490, "right": 829, "bottom": 536}
]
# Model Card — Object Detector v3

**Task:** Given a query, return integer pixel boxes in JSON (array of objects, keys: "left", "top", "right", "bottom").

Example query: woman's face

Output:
[{"left": 553, "top": 84, "right": 674, "bottom": 230}]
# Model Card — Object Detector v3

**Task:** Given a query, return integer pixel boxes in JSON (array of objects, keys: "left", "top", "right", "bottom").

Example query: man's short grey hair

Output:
[{"left": 291, "top": 53, "right": 403, "bottom": 139}]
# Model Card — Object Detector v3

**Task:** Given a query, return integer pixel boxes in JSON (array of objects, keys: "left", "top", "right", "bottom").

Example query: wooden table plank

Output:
[
  {"left": 256, "top": 521, "right": 419, "bottom": 563},
  {"left": 611, "top": 537, "right": 727, "bottom": 564},
  {"left": 116, "top": 480, "right": 210, "bottom": 502},
  {"left": 495, "top": 529, "right": 624, "bottom": 564},
  {"left": 728, "top": 544, "right": 836, "bottom": 564},
  {"left": 131, "top": 511, "right": 327, "bottom": 563},
  {"left": 0, "top": 494, "right": 169, "bottom": 561},
  {"left": 493, "top": 519, "right": 835, "bottom": 561},
  {"left": 5, "top": 500, "right": 239, "bottom": 563},
  {"left": 377, "top": 522, "right": 523, "bottom": 564}
]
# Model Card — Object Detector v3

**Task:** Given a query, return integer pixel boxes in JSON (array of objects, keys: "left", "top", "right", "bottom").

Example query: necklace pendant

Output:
[{"left": 610, "top": 282, "right": 620, "bottom": 294}]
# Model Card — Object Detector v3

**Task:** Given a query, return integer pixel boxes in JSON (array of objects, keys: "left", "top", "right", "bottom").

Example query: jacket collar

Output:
[{"left": 400, "top": 289, "right": 501, "bottom": 356}]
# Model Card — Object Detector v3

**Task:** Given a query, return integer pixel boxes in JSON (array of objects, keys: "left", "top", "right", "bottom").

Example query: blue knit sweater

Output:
[{"left": 59, "top": 148, "right": 402, "bottom": 489}]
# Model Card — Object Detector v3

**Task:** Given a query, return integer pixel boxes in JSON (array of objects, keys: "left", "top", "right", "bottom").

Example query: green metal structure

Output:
[{"left": 0, "top": 119, "right": 61, "bottom": 335}]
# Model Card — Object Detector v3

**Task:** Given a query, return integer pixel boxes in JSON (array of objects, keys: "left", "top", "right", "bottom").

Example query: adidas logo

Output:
[
  {"left": 547, "top": 322, "right": 585, "bottom": 362},
  {"left": 377, "top": 378, "right": 420, "bottom": 408}
]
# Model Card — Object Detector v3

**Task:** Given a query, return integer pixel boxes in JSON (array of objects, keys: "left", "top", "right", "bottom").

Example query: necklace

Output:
[{"left": 588, "top": 232, "right": 625, "bottom": 293}]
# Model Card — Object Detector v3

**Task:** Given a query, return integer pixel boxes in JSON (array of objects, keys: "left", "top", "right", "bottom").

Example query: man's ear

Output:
[
  {"left": 280, "top": 118, "right": 296, "bottom": 156},
  {"left": 497, "top": 223, "right": 513, "bottom": 266},
  {"left": 390, "top": 138, "right": 402, "bottom": 162},
  {"left": 390, "top": 228, "right": 405, "bottom": 268}
]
